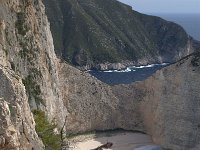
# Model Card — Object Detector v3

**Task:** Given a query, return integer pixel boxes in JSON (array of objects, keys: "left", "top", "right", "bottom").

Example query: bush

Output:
[
  {"left": 15, "top": 12, "right": 28, "bottom": 36},
  {"left": 22, "top": 74, "right": 43, "bottom": 105},
  {"left": 33, "top": 110, "right": 61, "bottom": 150}
]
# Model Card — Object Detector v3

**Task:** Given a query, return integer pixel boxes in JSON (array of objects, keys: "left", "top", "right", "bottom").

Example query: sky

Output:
[{"left": 118, "top": 0, "right": 200, "bottom": 14}]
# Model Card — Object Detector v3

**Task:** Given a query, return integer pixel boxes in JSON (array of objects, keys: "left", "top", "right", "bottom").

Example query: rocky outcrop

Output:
[
  {"left": 112, "top": 53, "right": 200, "bottom": 150},
  {"left": 0, "top": 0, "right": 68, "bottom": 148},
  {"left": 0, "top": 0, "right": 68, "bottom": 126},
  {"left": 0, "top": 67, "right": 43, "bottom": 150},
  {"left": 44, "top": 0, "right": 200, "bottom": 70},
  {"left": 58, "top": 52, "right": 200, "bottom": 150},
  {"left": 141, "top": 53, "right": 200, "bottom": 150},
  {"left": 58, "top": 63, "right": 145, "bottom": 133}
]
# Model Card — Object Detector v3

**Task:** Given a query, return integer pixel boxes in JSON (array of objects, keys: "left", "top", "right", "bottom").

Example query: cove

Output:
[{"left": 89, "top": 63, "right": 169, "bottom": 85}]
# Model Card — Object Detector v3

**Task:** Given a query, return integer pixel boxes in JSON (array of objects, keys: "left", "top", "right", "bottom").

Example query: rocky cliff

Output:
[
  {"left": 57, "top": 50, "right": 200, "bottom": 150},
  {"left": 0, "top": 67, "right": 43, "bottom": 150},
  {"left": 1, "top": 0, "right": 200, "bottom": 150},
  {"left": 0, "top": 0, "right": 68, "bottom": 148},
  {"left": 0, "top": 0, "right": 143, "bottom": 148},
  {"left": 112, "top": 52, "right": 200, "bottom": 150},
  {"left": 1, "top": 0, "right": 71, "bottom": 123},
  {"left": 44, "top": 0, "right": 200, "bottom": 70},
  {"left": 58, "top": 63, "right": 145, "bottom": 133}
]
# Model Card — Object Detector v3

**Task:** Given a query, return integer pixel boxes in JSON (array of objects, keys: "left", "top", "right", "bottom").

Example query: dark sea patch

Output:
[{"left": 89, "top": 63, "right": 169, "bottom": 85}]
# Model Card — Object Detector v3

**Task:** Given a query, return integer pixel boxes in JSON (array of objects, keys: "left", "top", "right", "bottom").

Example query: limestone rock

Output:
[
  {"left": 113, "top": 53, "right": 200, "bottom": 150},
  {"left": 0, "top": 67, "right": 43, "bottom": 150},
  {"left": 0, "top": 0, "right": 68, "bottom": 127},
  {"left": 58, "top": 63, "right": 145, "bottom": 133},
  {"left": 0, "top": 0, "right": 67, "bottom": 148},
  {"left": 141, "top": 53, "right": 200, "bottom": 150}
]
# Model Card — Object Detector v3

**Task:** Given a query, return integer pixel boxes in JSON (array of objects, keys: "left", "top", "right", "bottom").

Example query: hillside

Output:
[{"left": 44, "top": 0, "right": 200, "bottom": 70}]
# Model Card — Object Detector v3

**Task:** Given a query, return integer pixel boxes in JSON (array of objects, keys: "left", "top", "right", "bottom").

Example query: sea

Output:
[
  {"left": 89, "top": 14, "right": 200, "bottom": 85},
  {"left": 89, "top": 63, "right": 169, "bottom": 85}
]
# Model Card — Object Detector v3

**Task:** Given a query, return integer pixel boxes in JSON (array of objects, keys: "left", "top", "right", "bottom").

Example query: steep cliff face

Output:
[
  {"left": 0, "top": 67, "right": 43, "bottom": 150},
  {"left": 0, "top": 0, "right": 68, "bottom": 148},
  {"left": 44, "top": 0, "right": 200, "bottom": 70},
  {"left": 57, "top": 52, "right": 200, "bottom": 150},
  {"left": 1, "top": 0, "right": 144, "bottom": 148},
  {"left": 141, "top": 53, "right": 200, "bottom": 150},
  {"left": 58, "top": 63, "right": 145, "bottom": 133},
  {"left": 113, "top": 53, "right": 200, "bottom": 150},
  {"left": 58, "top": 52, "right": 200, "bottom": 150},
  {"left": 0, "top": 0, "right": 68, "bottom": 126}
]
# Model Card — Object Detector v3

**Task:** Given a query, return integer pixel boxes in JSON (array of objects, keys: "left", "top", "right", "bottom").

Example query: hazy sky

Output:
[{"left": 118, "top": 0, "right": 200, "bottom": 14}]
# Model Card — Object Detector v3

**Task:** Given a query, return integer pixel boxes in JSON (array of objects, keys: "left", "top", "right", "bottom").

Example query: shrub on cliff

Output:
[{"left": 33, "top": 110, "right": 61, "bottom": 150}]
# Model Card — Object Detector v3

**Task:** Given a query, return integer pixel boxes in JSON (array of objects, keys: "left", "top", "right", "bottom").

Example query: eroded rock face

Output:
[
  {"left": 0, "top": 0, "right": 67, "bottom": 148},
  {"left": 0, "top": 67, "right": 43, "bottom": 150},
  {"left": 0, "top": 0, "right": 68, "bottom": 127},
  {"left": 142, "top": 53, "right": 200, "bottom": 150},
  {"left": 59, "top": 53, "right": 200, "bottom": 150},
  {"left": 58, "top": 63, "right": 145, "bottom": 133},
  {"left": 113, "top": 53, "right": 200, "bottom": 150}
]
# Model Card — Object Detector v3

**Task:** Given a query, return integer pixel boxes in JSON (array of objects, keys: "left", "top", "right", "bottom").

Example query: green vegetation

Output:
[
  {"left": 22, "top": 70, "right": 43, "bottom": 105},
  {"left": 18, "top": 41, "right": 37, "bottom": 62},
  {"left": 18, "top": 47, "right": 29, "bottom": 58},
  {"left": 33, "top": 110, "right": 61, "bottom": 150},
  {"left": 15, "top": 12, "right": 28, "bottom": 36}
]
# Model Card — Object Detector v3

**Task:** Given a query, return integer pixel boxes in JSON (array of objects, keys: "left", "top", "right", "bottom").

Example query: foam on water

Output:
[
  {"left": 103, "top": 67, "right": 134, "bottom": 72},
  {"left": 89, "top": 63, "right": 170, "bottom": 85},
  {"left": 102, "top": 63, "right": 169, "bottom": 73}
]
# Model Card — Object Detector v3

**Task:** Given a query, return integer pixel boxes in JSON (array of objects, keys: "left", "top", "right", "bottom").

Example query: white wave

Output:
[
  {"left": 103, "top": 70, "right": 116, "bottom": 72},
  {"left": 101, "top": 63, "right": 169, "bottom": 73},
  {"left": 117, "top": 68, "right": 136, "bottom": 72},
  {"left": 103, "top": 68, "right": 135, "bottom": 72},
  {"left": 130, "top": 63, "right": 169, "bottom": 69}
]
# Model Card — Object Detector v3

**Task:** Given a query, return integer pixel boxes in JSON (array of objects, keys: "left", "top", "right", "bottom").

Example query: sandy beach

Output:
[{"left": 68, "top": 132, "right": 155, "bottom": 150}]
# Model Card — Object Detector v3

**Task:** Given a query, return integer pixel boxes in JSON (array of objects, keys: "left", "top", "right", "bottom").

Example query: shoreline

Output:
[
  {"left": 77, "top": 58, "right": 169, "bottom": 71},
  {"left": 84, "top": 62, "right": 170, "bottom": 72},
  {"left": 66, "top": 131, "right": 161, "bottom": 150}
]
